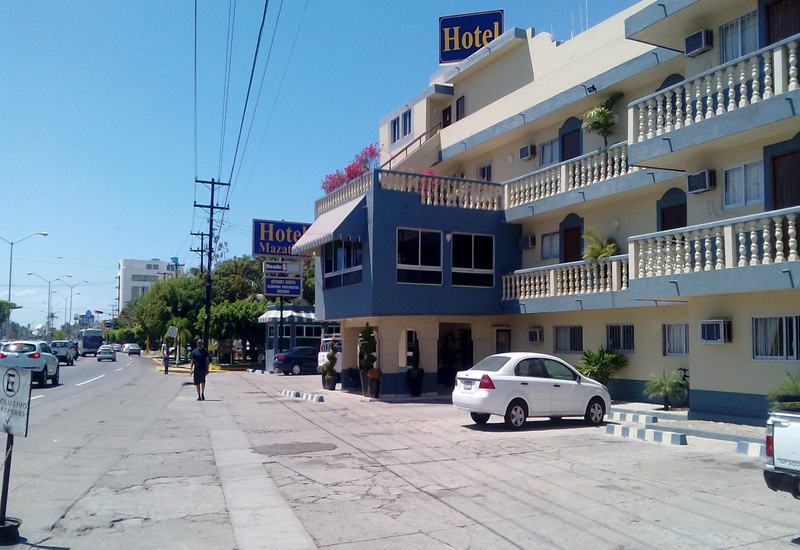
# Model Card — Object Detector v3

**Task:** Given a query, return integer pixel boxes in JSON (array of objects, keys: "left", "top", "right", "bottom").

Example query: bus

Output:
[{"left": 77, "top": 328, "right": 103, "bottom": 356}]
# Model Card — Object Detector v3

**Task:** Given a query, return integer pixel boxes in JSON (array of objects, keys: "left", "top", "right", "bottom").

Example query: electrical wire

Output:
[
  {"left": 193, "top": 0, "right": 198, "bottom": 181},
  {"left": 216, "top": 0, "right": 237, "bottom": 181}
]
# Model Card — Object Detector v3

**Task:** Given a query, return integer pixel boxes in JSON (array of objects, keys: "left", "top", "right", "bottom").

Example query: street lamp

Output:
[
  {"left": 56, "top": 278, "right": 88, "bottom": 339},
  {"left": 27, "top": 272, "right": 71, "bottom": 340},
  {"left": 0, "top": 231, "right": 47, "bottom": 336}
]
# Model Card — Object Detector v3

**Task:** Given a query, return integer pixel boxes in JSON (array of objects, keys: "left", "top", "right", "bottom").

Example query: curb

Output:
[
  {"left": 280, "top": 389, "right": 325, "bottom": 403},
  {"left": 607, "top": 411, "right": 658, "bottom": 425},
  {"left": 605, "top": 423, "right": 687, "bottom": 446},
  {"left": 736, "top": 441, "right": 766, "bottom": 458}
]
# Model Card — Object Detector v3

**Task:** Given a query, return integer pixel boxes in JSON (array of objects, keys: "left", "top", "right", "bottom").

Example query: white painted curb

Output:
[
  {"left": 736, "top": 441, "right": 766, "bottom": 458},
  {"left": 280, "top": 389, "right": 324, "bottom": 402},
  {"left": 605, "top": 424, "right": 687, "bottom": 445},
  {"left": 606, "top": 411, "right": 658, "bottom": 424}
]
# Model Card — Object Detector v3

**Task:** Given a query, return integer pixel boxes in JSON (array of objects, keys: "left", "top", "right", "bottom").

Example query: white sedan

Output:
[
  {"left": 96, "top": 345, "right": 117, "bottom": 362},
  {"left": 452, "top": 352, "right": 610, "bottom": 429},
  {"left": 0, "top": 341, "right": 60, "bottom": 386}
]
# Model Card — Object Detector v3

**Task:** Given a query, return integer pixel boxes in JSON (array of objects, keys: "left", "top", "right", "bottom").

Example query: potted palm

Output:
[
  {"left": 406, "top": 338, "right": 424, "bottom": 397},
  {"left": 577, "top": 346, "right": 627, "bottom": 386},
  {"left": 358, "top": 324, "right": 377, "bottom": 397},
  {"left": 320, "top": 348, "right": 338, "bottom": 391},
  {"left": 582, "top": 92, "right": 624, "bottom": 148},
  {"left": 582, "top": 229, "right": 618, "bottom": 261},
  {"left": 643, "top": 370, "right": 687, "bottom": 410},
  {"left": 367, "top": 364, "right": 382, "bottom": 398}
]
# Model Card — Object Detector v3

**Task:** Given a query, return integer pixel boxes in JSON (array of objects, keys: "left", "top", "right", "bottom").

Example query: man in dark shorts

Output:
[{"left": 190, "top": 341, "right": 209, "bottom": 401}]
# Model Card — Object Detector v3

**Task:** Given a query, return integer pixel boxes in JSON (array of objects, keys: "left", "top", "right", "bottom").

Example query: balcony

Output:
[
  {"left": 315, "top": 172, "right": 373, "bottom": 218},
  {"left": 627, "top": 206, "right": 800, "bottom": 299},
  {"left": 628, "top": 34, "right": 800, "bottom": 169}
]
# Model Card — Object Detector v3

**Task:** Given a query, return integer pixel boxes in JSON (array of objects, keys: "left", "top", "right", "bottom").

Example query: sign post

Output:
[{"left": 0, "top": 366, "right": 32, "bottom": 543}]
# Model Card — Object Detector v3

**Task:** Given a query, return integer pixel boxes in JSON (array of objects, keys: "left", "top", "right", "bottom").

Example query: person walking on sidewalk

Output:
[
  {"left": 190, "top": 341, "right": 209, "bottom": 401},
  {"left": 162, "top": 345, "right": 169, "bottom": 374}
]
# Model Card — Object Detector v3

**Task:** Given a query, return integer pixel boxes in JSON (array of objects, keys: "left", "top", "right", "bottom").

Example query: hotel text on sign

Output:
[
  {"left": 252, "top": 220, "right": 309, "bottom": 257},
  {"left": 439, "top": 10, "right": 504, "bottom": 64}
]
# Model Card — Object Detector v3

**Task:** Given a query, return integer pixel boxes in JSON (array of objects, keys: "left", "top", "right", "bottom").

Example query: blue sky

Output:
[{"left": 1, "top": 0, "right": 637, "bottom": 327}]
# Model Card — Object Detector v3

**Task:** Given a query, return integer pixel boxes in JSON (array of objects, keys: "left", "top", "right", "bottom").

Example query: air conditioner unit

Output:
[
  {"left": 519, "top": 144, "right": 537, "bottom": 161},
  {"left": 528, "top": 327, "right": 544, "bottom": 343},
  {"left": 519, "top": 234, "right": 536, "bottom": 249},
  {"left": 687, "top": 170, "right": 715, "bottom": 194},
  {"left": 685, "top": 29, "right": 712, "bottom": 57},
  {"left": 700, "top": 319, "right": 732, "bottom": 343}
]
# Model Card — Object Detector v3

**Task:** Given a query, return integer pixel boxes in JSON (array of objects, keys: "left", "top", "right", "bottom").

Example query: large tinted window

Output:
[
  {"left": 452, "top": 234, "right": 472, "bottom": 269},
  {"left": 469, "top": 355, "right": 510, "bottom": 372},
  {"left": 397, "top": 229, "right": 419, "bottom": 266},
  {"left": 2, "top": 343, "right": 36, "bottom": 353},
  {"left": 420, "top": 232, "right": 441, "bottom": 266},
  {"left": 397, "top": 229, "right": 442, "bottom": 285}
]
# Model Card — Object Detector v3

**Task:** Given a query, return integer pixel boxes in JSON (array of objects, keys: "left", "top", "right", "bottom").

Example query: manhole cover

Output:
[{"left": 252, "top": 442, "right": 337, "bottom": 456}]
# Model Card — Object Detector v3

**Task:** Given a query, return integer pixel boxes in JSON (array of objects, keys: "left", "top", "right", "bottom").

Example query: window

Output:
[
  {"left": 478, "top": 163, "right": 492, "bottom": 181},
  {"left": 543, "top": 359, "right": 577, "bottom": 381},
  {"left": 724, "top": 161, "right": 763, "bottom": 208},
  {"left": 539, "top": 138, "right": 559, "bottom": 167},
  {"left": 720, "top": 11, "right": 758, "bottom": 64},
  {"left": 541, "top": 232, "right": 559, "bottom": 260},
  {"left": 456, "top": 95, "right": 465, "bottom": 120},
  {"left": 402, "top": 109, "right": 412, "bottom": 137},
  {"left": 515, "top": 358, "right": 547, "bottom": 377},
  {"left": 452, "top": 233, "right": 494, "bottom": 287},
  {"left": 404, "top": 329, "right": 418, "bottom": 366},
  {"left": 663, "top": 324, "right": 689, "bottom": 356},
  {"left": 555, "top": 326, "right": 583, "bottom": 353},
  {"left": 397, "top": 228, "right": 442, "bottom": 284},
  {"left": 753, "top": 316, "right": 800, "bottom": 360},
  {"left": 132, "top": 274, "right": 159, "bottom": 282},
  {"left": 390, "top": 117, "right": 400, "bottom": 143},
  {"left": 323, "top": 239, "right": 363, "bottom": 289},
  {"left": 607, "top": 324, "right": 635, "bottom": 352}
]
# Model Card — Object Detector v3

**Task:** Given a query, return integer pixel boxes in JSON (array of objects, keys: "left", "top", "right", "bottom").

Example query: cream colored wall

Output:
[{"left": 688, "top": 291, "right": 800, "bottom": 396}]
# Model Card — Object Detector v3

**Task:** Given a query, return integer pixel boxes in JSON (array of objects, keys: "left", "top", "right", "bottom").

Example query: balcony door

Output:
[
  {"left": 559, "top": 213, "right": 584, "bottom": 263},
  {"left": 559, "top": 117, "right": 582, "bottom": 162},
  {"left": 657, "top": 188, "right": 687, "bottom": 231},
  {"left": 766, "top": 0, "right": 800, "bottom": 44},
  {"left": 442, "top": 106, "right": 452, "bottom": 129},
  {"left": 772, "top": 149, "right": 800, "bottom": 208}
]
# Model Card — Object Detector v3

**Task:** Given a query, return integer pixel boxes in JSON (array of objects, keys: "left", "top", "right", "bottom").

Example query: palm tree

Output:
[
  {"left": 643, "top": 370, "right": 687, "bottom": 410},
  {"left": 582, "top": 229, "right": 618, "bottom": 261},
  {"left": 578, "top": 346, "right": 628, "bottom": 386},
  {"left": 768, "top": 372, "right": 800, "bottom": 409},
  {"left": 582, "top": 92, "right": 624, "bottom": 148}
]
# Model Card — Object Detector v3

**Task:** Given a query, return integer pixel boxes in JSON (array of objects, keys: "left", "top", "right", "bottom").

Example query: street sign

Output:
[
  {"left": 264, "top": 277, "right": 302, "bottom": 298},
  {"left": 0, "top": 367, "right": 31, "bottom": 438},
  {"left": 252, "top": 219, "right": 310, "bottom": 257},
  {"left": 167, "top": 326, "right": 178, "bottom": 338},
  {"left": 263, "top": 260, "right": 302, "bottom": 276}
]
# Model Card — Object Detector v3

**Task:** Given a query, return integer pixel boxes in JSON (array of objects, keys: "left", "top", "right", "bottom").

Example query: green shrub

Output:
[
  {"left": 321, "top": 348, "right": 337, "bottom": 379},
  {"left": 578, "top": 347, "right": 627, "bottom": 386},
  {"left": 358, "top": 324, "right": 377, "bottom": 372},
  {"left": 768, "top": 372, "right": 800, "bottom": 410},
  {"left": 643, "top": 370, "right": 687, "bottom": 410}
]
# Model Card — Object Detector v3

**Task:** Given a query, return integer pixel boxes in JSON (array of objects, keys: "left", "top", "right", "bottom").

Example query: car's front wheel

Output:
[
  {"left": 504, "top": 400, "right": 527, "bottom": 430},
  {"left": 291, "top": 364, "right": 301, "bottom": 375},
  {"left": 584, "top": 398, "right": 606, "bottom": 426},
  {"left": 470, "top": 412, "right": 490, "bottom": 425}
]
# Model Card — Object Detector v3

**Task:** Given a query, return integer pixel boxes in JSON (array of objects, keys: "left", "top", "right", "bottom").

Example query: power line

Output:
[
  {"left": 193, "top": 0, "right": 198, "bottom": 181},
  {"left": 217, "top": 0, "right": 237, "bottom": 181}
]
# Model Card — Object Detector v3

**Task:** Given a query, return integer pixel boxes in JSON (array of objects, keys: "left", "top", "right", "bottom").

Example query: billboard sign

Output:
[
  {"left": 0, "top": 367, "right": 32, "bottom": 437},
  {"left": 264, "top": 277, "right": 302, "bottom": 298},
  {"left": 439, "top": 10, "right": 504, "bottom": 64},
  {"left": 263, "top": 260, "right": 302, "bottom": 276},
  {"left": 252, "top": 219, "right": 309, "bottom": 257}
]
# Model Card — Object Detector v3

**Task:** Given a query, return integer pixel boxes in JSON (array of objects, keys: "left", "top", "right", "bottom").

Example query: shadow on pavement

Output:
[
  {"left": 12, "top": 537, "right": 69, "bottom": 549},
  {"left": 463, "top": 418, "right": 601, "bottom": 432}
]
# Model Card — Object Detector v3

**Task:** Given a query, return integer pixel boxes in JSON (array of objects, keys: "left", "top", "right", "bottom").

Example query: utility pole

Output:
[
  {"left": 194, "top": 178, "right": 229, "bottom": 348},
  {"left": 190, "top": 231, "right": 208, "bottom": 273}
]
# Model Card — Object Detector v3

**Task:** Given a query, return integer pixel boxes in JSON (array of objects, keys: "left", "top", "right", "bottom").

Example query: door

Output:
[
  {"left": 561, "top": 225, "right": 582, "bottom": 262},
  {"left": 542, "top": 359, "right": 583, "bottom": 415},
  {"left": 514, "top": 358, "right": 551, "bottom": 415},
  {"left": 560, "top": 129, "right": 581, "bottom": 161},
  {"left": 495, "top": 329, "right": 511, "bottom": 354},
  {"left": 767, "top": 0, "right": 800, "bottom": 44},
  {"left": 772, "top": 149, "right": 800, "bottom": 209},
  {"left": 442, "top": 106, "right": 452, "bottom": 128},
  {"left": 659, "top": 203, "right": 687, "bottom": 231}
]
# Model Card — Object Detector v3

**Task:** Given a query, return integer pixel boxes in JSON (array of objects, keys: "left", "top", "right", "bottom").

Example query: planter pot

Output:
[
  {"left": 359, "top": 370, "right": 369, "bottom": 397},
  {"left": 323, "top": 376, "right": 337, "bottom": 390},
  {"left": 367, "top": 377, "right": 380, "bottom": 399},
  {"left": 407, "top": 368, "right": 424, "bottom": 397}
]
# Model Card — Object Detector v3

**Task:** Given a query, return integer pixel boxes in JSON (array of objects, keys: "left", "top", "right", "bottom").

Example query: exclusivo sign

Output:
[
  {"left": 252, "top": 219, "right": 309, "bottom": 257},
  {"left": 439, "top": 10, "right": 504, "bottom": 64}
]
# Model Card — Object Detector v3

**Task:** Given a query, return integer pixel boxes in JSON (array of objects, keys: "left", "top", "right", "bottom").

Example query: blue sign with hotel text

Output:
[
  {"left": 439, "top": 10, "right": 504, "bottom": 64},
  {"left": 252, "top": 219, "right": 310, "bottom": 257}
]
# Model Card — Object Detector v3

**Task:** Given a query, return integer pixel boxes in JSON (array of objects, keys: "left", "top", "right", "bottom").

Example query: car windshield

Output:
[
  {"left": 2, "top": 343, "right": 36, "bottom": 353},
  {"left": 468, "top": 355, "right": 510, "bottom": 372}
]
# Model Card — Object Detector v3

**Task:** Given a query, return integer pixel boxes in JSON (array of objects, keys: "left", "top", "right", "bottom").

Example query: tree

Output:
[
  {"left": 643, "top": 371, "right": 687, "bottom": 410},
  {"left": 197, "top": 300, "right": 264, "bottom": 361},
  {"left": 582, "top": 92, "right": 624, "bottom": 148},
  {"left": 0, "top": 300, "right": 17, "bottom": 329},
  {"left": 768, "top": 372, "right": 800, "bottom": 409},
  {"left": 582, "top": 229, "right": 618, "bottom": 261},
  {"left": 578, "top": 347, "right": 627, "bottom": 386},
  {"left": 302, "top": 260, "right": 315, "bottom": 305},
  {"left": 321, "top": 143, "right": 380, "bottom": 194},
  {"left": 212, "top": 256, "right": 263, "bottom": 304}
]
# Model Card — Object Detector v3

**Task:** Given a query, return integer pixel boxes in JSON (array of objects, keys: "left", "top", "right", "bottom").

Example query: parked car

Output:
[
  {"left": 50, "top": 340, "right": 76, "bottom": 365},
  {"left": 317, "top": 337, "right": 343, "bottom": 374},
  {"left": 274, "top": 347, "right": 319, "bottom": 375},
  {"left": 96, "top": 345, "right": 117, "bottom": 362},
  {"left": 111, "top": 343, "right": 123, "bottom": 352},
  {"left": 125, "top": 343, "right": 141, "bottom": 356},
  {"left": 764, "top": 397, "right": 800, "bottom": 499},
  {"left": 0, "top": 341, "right": 60, "bottom": 386},
  {"left": 451, "top": 352, "right": 610, "bottom": 429}
]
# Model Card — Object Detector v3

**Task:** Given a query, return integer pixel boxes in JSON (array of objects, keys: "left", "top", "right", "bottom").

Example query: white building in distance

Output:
[{"left": 117, "top": 258, "right": 180, "bottom": 310}]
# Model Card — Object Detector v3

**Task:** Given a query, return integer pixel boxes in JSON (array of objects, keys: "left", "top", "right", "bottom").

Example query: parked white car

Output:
[
  {"left": 96, "top": 345, "right": 117, "bottom": 362},
  {"left": 0, "top": 341, "right": 60, "bottom": 386},
  {"left": 452, "top": 352, "right": 610, "bottom": 429}
]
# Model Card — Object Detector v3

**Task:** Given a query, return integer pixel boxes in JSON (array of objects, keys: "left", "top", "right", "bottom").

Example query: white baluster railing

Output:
[
  {"left": 378, "top": 170, "right": 503, "bottom": 211},
  {"left": 501, "top": 255, "right": 629, "bottom": 300},
  {"left": 315, "top": 171, "right": 374, "bottom": 217},
  {"left": 629, "top": 33, "right": 800, "bottom": 143},
  {"left": 628, "top": 206, "right": 800, "bottom": 278}
]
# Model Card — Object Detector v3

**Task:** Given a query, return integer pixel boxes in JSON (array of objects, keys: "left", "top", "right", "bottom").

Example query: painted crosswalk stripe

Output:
[
  {"left": 115, "top": 367, "right": 123, "bottom": 372},
  {"left": 75, "top": 375, "right": 105, "bottom": 386}
]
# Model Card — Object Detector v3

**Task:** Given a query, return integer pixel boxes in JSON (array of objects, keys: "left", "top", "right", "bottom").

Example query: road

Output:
[{"left": 7, "top": 354, "right": 236, "bottom": 549}]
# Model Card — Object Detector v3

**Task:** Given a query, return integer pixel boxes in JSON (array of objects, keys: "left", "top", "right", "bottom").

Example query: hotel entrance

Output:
[{"left": 437, "top": 323, "right": 472, "bottom": 395}]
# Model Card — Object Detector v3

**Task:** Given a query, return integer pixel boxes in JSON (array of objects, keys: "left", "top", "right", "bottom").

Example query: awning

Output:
[
  {"left": 258, "top": 310, "right": 316, "bottom": 323},
  {"left": 292, "top": 196, "right": 364, "bottom": 254}
]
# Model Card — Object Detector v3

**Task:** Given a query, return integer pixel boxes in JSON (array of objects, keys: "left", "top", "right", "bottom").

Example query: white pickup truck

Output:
[{"left": 764, "top": 400, "right": 800, "bottom": 499}]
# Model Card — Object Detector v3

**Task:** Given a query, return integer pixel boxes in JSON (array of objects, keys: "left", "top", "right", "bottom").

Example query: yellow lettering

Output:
[
  {"left": 275, "top": 229, "right": 285, "bottom": 242},
  {"left": 461, "top": 30, "right": 473, "bottom": 50},
  {"left": 259, "top": 222, "right": 274, "bottom": 243},
  {"left": 483, "top": 29, "right": 493, "bottom": 46},
  {"left": 443, "top": 26, "right": 460, "bottom": 52},
  {"left": 494, "top": 21, "right": 500, "bottom": 39},
  {"left": 473, "top": 27, "right": 482, "bottom": 47}
]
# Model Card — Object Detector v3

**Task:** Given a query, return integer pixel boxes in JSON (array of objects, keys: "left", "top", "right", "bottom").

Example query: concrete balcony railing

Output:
[
  {"left": 628, "top": 206, "right": 800, "bottom": 279},
  {"left": 502, "top": 255, "right": 629, "bottom": 300},
  {"left": 379, "top": 169, "right": 503, "bottom": 211},
  {"left": 505, "top": 142, "right": 634, "bottom": 208},
  {"left": 315, "top": 172, "right": 373, "bottom": 218},
  {"left": 629, "top": 34, "right": 800, "bottom": 144}
]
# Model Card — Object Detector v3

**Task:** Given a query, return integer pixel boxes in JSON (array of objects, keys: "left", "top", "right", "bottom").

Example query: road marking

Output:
[
  {"left": 114, "top": 367, "right": 123, "bottom": 372},
  {"left": 30, "top": 395, "right": 43, "bottom": 400},
  {"left": 75, "top": 375, "right": 105, "bottom": 386}
]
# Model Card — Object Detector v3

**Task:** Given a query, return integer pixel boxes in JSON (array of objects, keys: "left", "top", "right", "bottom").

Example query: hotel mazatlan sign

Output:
[
  {"left": 252, "top": 219, "right": 309, "bottom": 257},
  {"left": 439, "top": 10, "right": 504, "bottom": 64}
]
